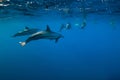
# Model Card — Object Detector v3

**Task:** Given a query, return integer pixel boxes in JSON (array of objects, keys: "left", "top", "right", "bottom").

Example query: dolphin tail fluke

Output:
[
  {"left": 11, "top": 34, "right": 17, "bottom": 38},
  {"left": 11, "top": 35, "right": 15, "bottom": 38},
  {"left": 55, "top": 38, "right": 59, "bottom": 43},
  {"left": 19, "top": 42, "right": 26, "bottom": 47}
]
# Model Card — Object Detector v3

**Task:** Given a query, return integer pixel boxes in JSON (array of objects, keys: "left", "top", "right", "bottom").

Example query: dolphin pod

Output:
[{"left": 13, "top": 25, "right": 64, "bottom": 47}]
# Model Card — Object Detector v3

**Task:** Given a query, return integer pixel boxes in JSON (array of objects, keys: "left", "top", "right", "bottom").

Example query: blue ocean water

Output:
[{"left": 0, "top": 0, "right": 120, "bottom": 80}]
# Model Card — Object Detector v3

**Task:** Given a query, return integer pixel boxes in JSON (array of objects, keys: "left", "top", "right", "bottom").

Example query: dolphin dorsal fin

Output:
[
  {"left": 25, "top": 26, "right": 29, "bottom": 30},
  {"left": 46, "top": 25, "right": 52, "bottom": 32}
]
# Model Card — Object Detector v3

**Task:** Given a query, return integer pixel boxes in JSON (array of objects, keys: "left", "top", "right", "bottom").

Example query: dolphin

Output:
[
  {"left": 59, "top": 23, "right": 71, "bottom": 32},
  {"left": 19, "top": 25, "right": 64, "bottom": 47},
  {"left": 81, "top": 20, "right": 86, "bottom": 29},
  {"left": 59, "top": 24, "right": 65, "bottom": 32},
  {"left": 12, "top": 27, "right": 39, "bottom": 37}
]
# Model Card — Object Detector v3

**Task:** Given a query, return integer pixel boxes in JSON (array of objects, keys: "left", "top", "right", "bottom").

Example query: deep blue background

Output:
[{"left": 0, "top": 13, "right": 120, "bottom": 80}]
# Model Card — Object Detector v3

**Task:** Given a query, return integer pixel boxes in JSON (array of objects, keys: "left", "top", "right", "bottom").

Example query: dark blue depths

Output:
[{"left": 0, "top": 0, "right": 120, "bottom": 80}]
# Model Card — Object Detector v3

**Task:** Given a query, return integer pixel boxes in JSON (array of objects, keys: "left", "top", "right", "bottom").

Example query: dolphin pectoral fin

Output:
[{"left": 19, "top": 41, "right": 26, "bottom": 47}]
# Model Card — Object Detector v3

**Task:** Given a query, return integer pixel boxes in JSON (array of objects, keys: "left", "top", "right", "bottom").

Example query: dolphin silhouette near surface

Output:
[
  {"left": 12, "top": 27, "right": 39, "bottom": 37},
  {"left": 19, "top": 25, "right": 64, "bottom": 47},
  {"left": 59, "top": 23, "right": 72, "bottom": 32}
]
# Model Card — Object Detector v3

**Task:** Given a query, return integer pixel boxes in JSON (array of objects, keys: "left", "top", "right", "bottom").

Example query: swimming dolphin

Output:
[
  {"left": 19, "top": 25, "right": 64, "bottom": 47},
  {"left": 59, "top": 24, "right": 65, "bottom": 32},
  {"left": 59, "top": 23, "right": 71, "bottom": 32},
  {"left": 81, "top": 21, "right": 86, "bottom": 29},
  {"left": 12, "top": 27, "right": 39, "bottom": 37}
]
